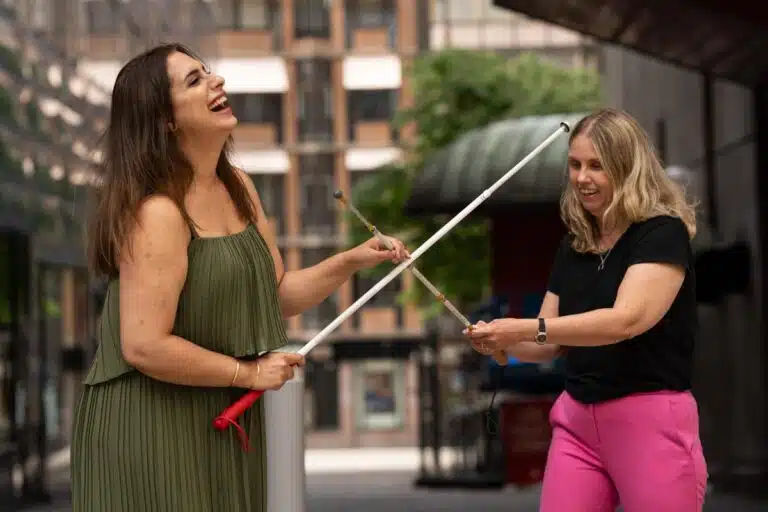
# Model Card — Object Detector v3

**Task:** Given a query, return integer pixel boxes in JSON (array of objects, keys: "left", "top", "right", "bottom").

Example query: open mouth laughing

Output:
[{"left": 208, "top": 94, "right": 230, "bottom": 112}]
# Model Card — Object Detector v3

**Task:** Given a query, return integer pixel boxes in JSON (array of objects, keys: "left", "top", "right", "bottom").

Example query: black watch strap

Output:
[{"left": 536, "top": 317, "right": 547, "bottom": 344}]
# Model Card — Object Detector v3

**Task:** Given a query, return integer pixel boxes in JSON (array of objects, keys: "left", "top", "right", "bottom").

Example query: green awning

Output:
[{"left": 405, "top": 112, "right": 588, "bottom": 215}]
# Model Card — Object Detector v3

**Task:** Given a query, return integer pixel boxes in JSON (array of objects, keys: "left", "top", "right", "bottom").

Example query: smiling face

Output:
[
  {"left": 165, "top": 51, "right": 237, "bottom": 137},
  {"left": 567, "top": 133, "right": 613, "bottom": 219}
]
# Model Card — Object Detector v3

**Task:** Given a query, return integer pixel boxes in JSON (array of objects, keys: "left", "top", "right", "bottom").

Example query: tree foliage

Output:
[{"left": 346, "top": 50, "right": 602, "bottom": 317}]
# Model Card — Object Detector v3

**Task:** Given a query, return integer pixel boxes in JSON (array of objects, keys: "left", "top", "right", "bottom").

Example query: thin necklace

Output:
[
  {"left": 598, "top": 246, "right": 612, "bottom": 271},
  {"left": 597, "top": 226, "right": 624, "bottom": 271}
]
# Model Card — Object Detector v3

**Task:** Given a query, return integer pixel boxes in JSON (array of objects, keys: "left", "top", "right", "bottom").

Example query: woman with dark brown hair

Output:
[{"left": 70, "top": 43, "right": 408, "bottom": 511}]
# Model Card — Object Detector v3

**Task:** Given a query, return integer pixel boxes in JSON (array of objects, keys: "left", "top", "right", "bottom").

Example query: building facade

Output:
[
  {"left": 0, "top": 0, "right": 107, "bottom": 504},
  {"left": 428, "top": 0, "right": 598, "bottom": 65}
]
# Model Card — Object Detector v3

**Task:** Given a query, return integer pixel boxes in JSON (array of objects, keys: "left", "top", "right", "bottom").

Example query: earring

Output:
[{"left": 168, "top": 122, "right": 177, "bottom": 132}]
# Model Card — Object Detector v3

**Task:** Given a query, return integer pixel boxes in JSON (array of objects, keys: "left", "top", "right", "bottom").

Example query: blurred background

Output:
[{"left": 0, "top": 0, "right": 765, "bottom": 510}]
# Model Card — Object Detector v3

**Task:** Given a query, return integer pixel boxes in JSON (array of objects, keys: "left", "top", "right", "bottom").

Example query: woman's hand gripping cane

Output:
[{"left": 334, "top": 190, "right": 507, "bottom": 366}]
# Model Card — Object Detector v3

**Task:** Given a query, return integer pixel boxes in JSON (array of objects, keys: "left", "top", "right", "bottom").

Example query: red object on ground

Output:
[
  {"left": 213, "top": 390, "right": 265, "bottom": 451},
  {"left": 499, "top": 397, "right": 556, "bottom": 487}
]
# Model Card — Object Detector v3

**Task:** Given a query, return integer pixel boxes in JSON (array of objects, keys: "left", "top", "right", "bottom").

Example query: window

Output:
[
  {"left": 353, "top": 272, "right": 401, "bottom": 307},
  {"left": 73, "top": 271, "right": 91, "bottom": 344},
  {"left": 347, "top": 89, "right": 398, "bottom": 142},
  {"left": 301, "top": 249, "right": 338, "bottom": 330},
  {"left": 0, "top": 237, "right": 11, "bottom": 443},
  {"left": 0, "top": 233, "right": 31, "bottom": 445},
  {"left": 212, "top": 0, "right": 276, "bottom": 30},
  {"left": 228, "top": 93, "right": 282, "bottom": 124},
  {"left": 296, "top": 59, "right": 333, "bottom": 143},
  {"left": 249, "top": 173, "right": 285, "bottom": 235},
  {"left": 83, "top": 0, "right": 120, "bottom": 34},
  {"left": 299, "top": 154, "right": 336, "bottom": 237},
  {"left": 294, "top": 0, "right": 330, "bottom": 39},
  {"left": 20, "top": 0, "right": 53, "bottom": 33},
  {"left": 435, "top": 0, "right": 484, "bottom": 21},
  {"left": 346, "top": 0, "right": 395, "bottom": 28},
  {"left": 348, "top": 170, "right": 402, "bottom": 311},
  {"left": 348, "top": 89, "right": 397, "bottom": 122},
  {"left": 228, "top": 93, "right": 283, "bottom": 143},
  {"left": 39, "top": 265, "right": 63, "bottom": 443},
  {"left": 355, "top": 360, "right": 406, "bottom": 430},
  {"left": 345, "top": 0, "right": 396, "bottom": 48}
]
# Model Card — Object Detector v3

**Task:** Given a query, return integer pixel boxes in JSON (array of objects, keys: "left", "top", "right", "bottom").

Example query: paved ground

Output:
[
  {"left": 17, "top": 471, "right": 540, "bottom": 512},
  {"left": 13, "top": 448, "right": 768, "bottom": 511},
  {"left": 19, "top": 471, "right": 768, "bottom": 512}
]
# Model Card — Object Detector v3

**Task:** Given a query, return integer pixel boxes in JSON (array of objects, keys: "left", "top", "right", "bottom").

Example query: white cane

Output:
[
  {"left": 333, "top": 189, "right": 508, "bottom": 365},
  {"left": 214, "top": 121, "right": 571, "bottom": 428},
  {"left": 238, "top": 121, "right": 569, "bottom": 512}
]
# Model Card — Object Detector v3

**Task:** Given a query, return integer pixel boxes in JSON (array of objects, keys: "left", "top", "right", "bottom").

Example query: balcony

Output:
[
  {"left": 353, "top": 273, "right": 403, "bottom": 332},
  {"left": 428, "top": 4, "right": 588, "bottom": 52},
  {"left": 345, "top": 0, "right": 397, "bottom": 52},
  {"left": 0, "top": 45, "right": 99, "bottom": 183},
  {"left": 248, "top": 173, "right": 285, "bottom": 237},
  {"left": 77, "top": 0, "right": 128, "bottom": 58},
  {"left": 214, "top": 0, "right": 282, "bottom": 54},
  {"left": 297, "top": 59, "right": 333, "bottom": 145},
  {"left": 347, "top": 89, "right": 398, "bottom": 146},
  {"left": 299, "top": 153, "right": 336, "bottom": 239},
  {"left": 353, "top": 121, "right": 392, "bottom": 145},
  {"left": 294, "top": 0, "right": 330, "bottom": 40},
  {"left": 229, "top": 93, "right": 283, "bottom": 148}
]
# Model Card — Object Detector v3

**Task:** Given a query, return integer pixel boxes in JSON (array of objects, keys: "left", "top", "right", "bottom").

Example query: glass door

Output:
[
  {"left": 38, "top": 264, "right": 63, "bottom": 450},
  {"left": 0, "top": 233, "right": 12, "bottom": 457},
  {"left": 0, "top": 230, "right": 30, "bottom": 502}
]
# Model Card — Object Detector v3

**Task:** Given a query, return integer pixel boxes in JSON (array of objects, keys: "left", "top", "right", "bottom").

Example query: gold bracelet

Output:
[{"left": 230, "top": 359, "right": 241, "bottom": 387}]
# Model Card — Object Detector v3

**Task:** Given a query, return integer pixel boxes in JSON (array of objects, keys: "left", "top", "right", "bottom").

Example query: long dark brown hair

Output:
[{"left": 87, "top": 43, "right": 258, "bottom": 278}]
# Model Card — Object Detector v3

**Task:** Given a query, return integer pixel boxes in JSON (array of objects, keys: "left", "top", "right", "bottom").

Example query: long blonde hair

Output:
[{"left": 560, "top": 108, "right": 697, "bottom": 253}]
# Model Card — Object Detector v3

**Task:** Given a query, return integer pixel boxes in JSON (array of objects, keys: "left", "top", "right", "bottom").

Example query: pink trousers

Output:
[{"left": 540, "top": 390, "right": 708, "bottom": 512}]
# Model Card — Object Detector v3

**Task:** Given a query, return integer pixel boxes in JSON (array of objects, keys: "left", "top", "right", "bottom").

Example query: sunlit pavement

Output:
[
  {"left": 24, "top": 471, "right": 768, "bottom": 512},
  {"left": 24, "top": 470, "right": 541, "bottom": 512},
  {"left": 18, "top": 448, "right": 768, "bottom": 511}
]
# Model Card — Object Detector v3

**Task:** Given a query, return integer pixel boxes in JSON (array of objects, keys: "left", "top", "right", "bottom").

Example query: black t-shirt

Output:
[{"left": 547, "top": 215, "right": 696, "bottom": 404}]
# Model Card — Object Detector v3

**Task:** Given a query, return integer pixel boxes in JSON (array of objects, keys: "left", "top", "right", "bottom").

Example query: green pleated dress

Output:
[{"left": 70, "top": 224, "right": 288, "bottom": 512}]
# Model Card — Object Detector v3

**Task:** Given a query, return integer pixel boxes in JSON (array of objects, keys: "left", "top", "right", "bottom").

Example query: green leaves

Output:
[
  {"left": 395, "top": 49, "right": 524, "bottom": 167},
  {"left": 347, "top": 49, "right": 602, "bottom": 316},
  {"left": 505, "top": 54, "right": 602, "bottom": 117}
]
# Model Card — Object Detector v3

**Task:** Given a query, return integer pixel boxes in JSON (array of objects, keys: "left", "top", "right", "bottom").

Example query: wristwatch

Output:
[{"left": 535, "top": 317, "right": 548, "bottom": 345}]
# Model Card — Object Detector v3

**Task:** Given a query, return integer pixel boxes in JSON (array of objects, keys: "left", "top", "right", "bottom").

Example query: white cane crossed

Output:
[
  {"left": 333, "top": 189, "right": 508, "bottom": 365},
  {"left": 213, "top": 121, "right": 571, "bottom": 440}
]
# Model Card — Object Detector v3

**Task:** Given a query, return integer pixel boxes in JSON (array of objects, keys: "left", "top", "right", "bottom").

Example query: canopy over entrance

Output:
[{"left": 404, "top": 113, "right": 585, "bottom": 215}]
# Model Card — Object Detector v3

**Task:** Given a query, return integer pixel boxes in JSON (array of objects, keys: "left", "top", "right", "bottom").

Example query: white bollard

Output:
[{"left": 264, "top": 370, "right": 306, "bottom": 512}]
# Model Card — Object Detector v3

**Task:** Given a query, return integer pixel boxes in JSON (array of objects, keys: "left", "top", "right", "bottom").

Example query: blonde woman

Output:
[{"left": 465, "top": 108, "right": 708, "bottom": 511}]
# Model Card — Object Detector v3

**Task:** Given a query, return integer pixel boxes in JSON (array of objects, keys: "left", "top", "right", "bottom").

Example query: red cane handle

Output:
[
  {"left": 213, "top": 390, "right": 264, "bottom": 430},
  {"left": 212, "top": 390, "right": 264, "bottom": 451}
]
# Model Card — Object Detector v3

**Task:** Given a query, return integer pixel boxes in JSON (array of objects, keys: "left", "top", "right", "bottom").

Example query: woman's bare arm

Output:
[
  {"left": 500, "top": 292, "right": 564, "bottom": 363},
  {"left": 118, "top": 195, "right": 247, "bottom": 387}
]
